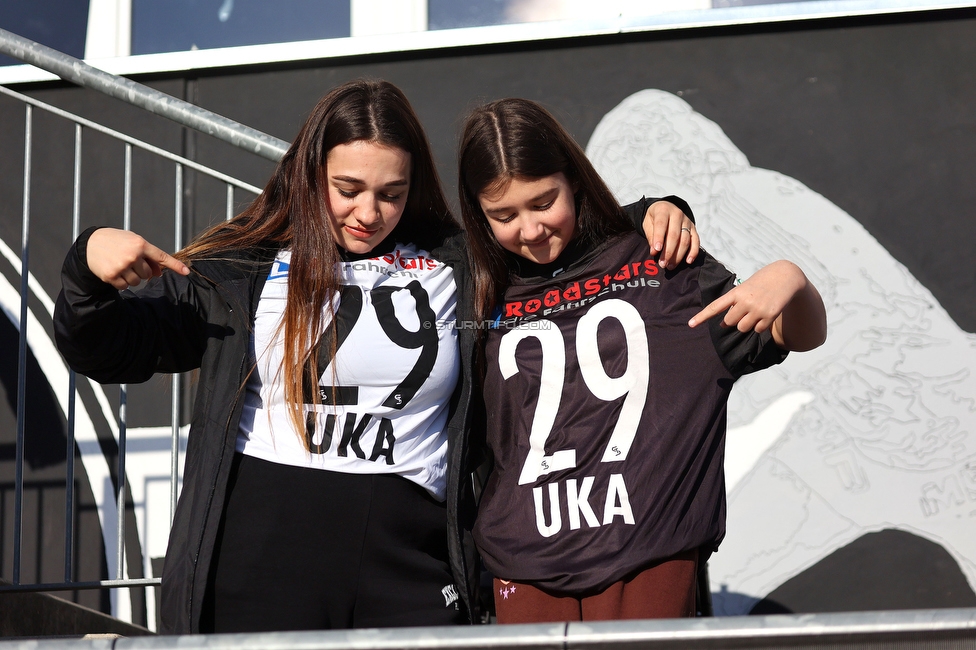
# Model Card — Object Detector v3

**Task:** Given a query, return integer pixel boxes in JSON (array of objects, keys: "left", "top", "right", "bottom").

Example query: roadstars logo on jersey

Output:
[{"left": 502, "top": 256, "right": 662, "bottom": 319}]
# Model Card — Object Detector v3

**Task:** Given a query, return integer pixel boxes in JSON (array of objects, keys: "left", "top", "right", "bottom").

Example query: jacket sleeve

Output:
[
  {"left": 621, "top": 195, "right": 696, "bottom": 232},
  {"left": 54, "top": 227, "right": 213, "bottom": 384}
]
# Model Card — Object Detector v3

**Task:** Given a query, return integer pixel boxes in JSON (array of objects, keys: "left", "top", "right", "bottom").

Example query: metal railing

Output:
[
  {"left": 0, "top": 28, "right": 284, "bottom": 630},
  {"left": 0, "top": 28, "right": 287, "bottom": 161}
]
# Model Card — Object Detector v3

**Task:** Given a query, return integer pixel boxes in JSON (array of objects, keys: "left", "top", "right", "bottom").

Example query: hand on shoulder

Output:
[{"left": 641, "top": 200, "right": 699, "bottom": 269}]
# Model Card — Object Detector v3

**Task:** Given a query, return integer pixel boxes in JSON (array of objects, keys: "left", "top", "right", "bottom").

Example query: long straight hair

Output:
[
  {"left": 178, "top": 79, "right": 456, "bottom": 446},
  {"left": 457, "top": 98, "right": 631, "bottom": 325}
]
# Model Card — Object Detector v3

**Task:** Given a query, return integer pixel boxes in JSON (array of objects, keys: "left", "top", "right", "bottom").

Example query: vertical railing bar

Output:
[
  {"left": 13, "top": 104, "right": 33, "bottom": 585},
  {"left": 171, "top": 163, "right": 183, "bottom": 526},
  {"left": 36, "top": 488, "right": 45, "bottom": 581},
  {"left": 225, "top": 182, "right": 234, "bottom": 221},
  {"left": 116, "top": 142, "right": 132, "bottom": 581},
  {"left": 65, "top": 122, "right": 82, "bottom": 582},
  {"left": 0, "top": 78, "right": 265, "bottom": 603}
]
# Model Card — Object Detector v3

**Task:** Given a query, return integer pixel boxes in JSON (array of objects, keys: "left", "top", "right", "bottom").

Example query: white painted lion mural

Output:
[{"left": 587, "top": 89, "right": 976, "bottom": 614}]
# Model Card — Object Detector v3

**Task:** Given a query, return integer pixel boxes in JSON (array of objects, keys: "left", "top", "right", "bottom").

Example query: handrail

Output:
[
  {"left": 0, "top": 27, "right": 289, "bottom": 162},
  {"left": 0, "top": 84, "right": 265, "bottom": 194}
]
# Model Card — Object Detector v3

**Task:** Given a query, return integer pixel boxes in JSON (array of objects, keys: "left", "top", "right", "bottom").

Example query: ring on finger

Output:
[{"left": 680, "top": 227, "right": 692, "bottom": 234}]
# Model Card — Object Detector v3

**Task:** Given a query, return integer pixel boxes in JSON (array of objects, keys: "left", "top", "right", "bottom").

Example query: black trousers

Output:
[{"left": 200, "top": 453, "right": 464, "bottom": 632}]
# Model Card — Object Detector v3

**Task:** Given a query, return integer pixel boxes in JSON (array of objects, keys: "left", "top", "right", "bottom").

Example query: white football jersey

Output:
[{"left": 237, "top": 244, "right": 460, "bottom": 500}]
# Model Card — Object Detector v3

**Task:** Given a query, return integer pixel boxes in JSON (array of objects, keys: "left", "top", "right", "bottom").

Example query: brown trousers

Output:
[{"left": 493, "top": 549, "right": 698, "bottom": 623}]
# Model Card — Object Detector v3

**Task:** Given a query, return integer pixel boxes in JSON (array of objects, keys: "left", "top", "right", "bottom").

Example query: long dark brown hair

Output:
[
  {"left": 177, "top": 79, "right": 456, "bottom": 446},
  {"left": 457, "top": 97, "right": 631, "bottom": 325}
]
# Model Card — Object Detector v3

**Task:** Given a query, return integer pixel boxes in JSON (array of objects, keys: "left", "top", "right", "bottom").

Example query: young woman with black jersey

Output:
[
  {"left": 54, "top": 80, "right": 696, "bottom": 633},
  {"left": 457, "top": 98, "right": 827, "bottom": 623}
]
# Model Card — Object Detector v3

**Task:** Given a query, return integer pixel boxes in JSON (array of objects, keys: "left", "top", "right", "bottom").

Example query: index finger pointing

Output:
[
  {"left": 689, "top": 292, "right": 733, "bottom": 328},
  {"left": 145, "top": 243, "right": 190, "bottom": 276}
]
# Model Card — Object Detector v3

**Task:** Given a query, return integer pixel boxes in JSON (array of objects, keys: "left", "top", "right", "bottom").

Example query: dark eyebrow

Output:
[
  {"left": 484, "top": 187, "right": 558, "bottom": 216},
  {"left": 330, "top": 174, "right": 409, "bottom": 187},
  {"left": 531, "top": 187, "right": 558, "bottom": 202}
]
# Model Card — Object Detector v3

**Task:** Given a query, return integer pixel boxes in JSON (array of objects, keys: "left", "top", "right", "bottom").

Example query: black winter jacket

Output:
[{"left": 54, "top": 227, "right": 483, "bottom": 634}]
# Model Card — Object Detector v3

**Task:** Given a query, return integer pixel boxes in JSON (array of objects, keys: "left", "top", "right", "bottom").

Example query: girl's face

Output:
[
  {"left": 477, "top": 173, "right": 576, "bottom": 265},
  {"left": 324, "top": 140, "right": 411, "bottom": 254}
]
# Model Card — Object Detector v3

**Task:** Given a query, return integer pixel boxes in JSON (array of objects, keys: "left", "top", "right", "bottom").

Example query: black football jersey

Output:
[{"left": 474, "top": 233, "right": 787, "bottom": 595}]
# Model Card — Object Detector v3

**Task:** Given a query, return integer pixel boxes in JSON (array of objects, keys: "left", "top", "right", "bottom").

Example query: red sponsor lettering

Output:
[
  {"left": 563, "top": 282, "right": 581, "bottom": 301},
  {"left": 506, "top": 253, "right": 661, "bottom": 318}
]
